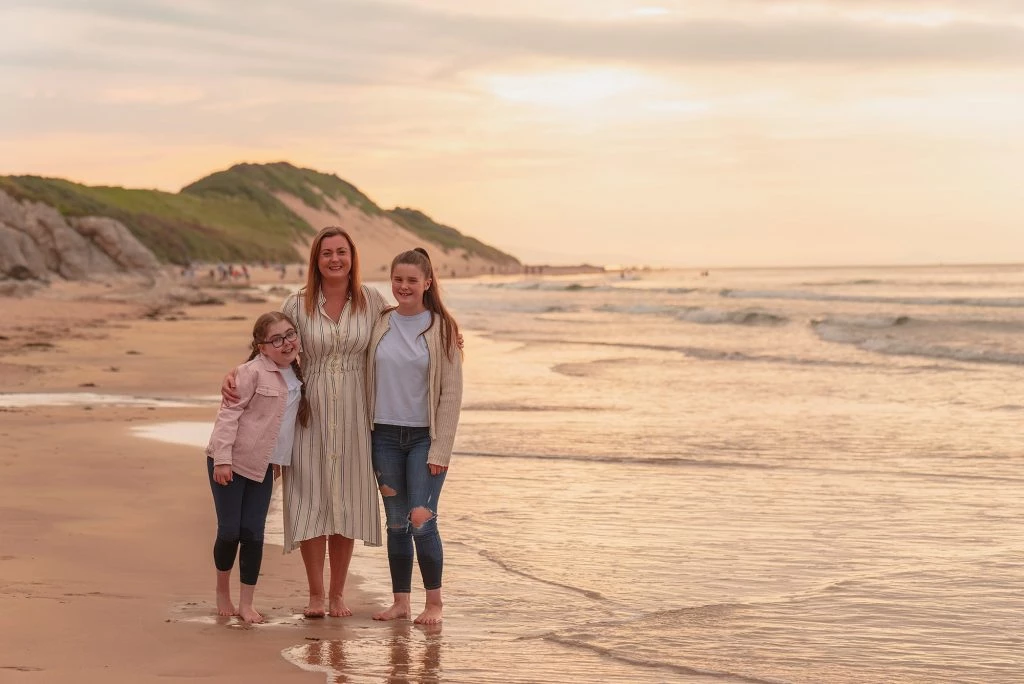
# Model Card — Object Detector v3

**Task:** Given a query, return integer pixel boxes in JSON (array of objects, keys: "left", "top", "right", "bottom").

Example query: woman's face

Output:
[{"left": 317, "top": 235, "right": 352, "bottom": 282}]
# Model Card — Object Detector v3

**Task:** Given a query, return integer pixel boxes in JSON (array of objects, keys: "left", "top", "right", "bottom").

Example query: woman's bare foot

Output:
[
  {"left": 373, "top": 595, "right": 411, "bottom": 621},
  {"left": 239, "top": 605, "right": 264, "bottom": 624},
  {"left": 328, "top": 594, "right": 352, "bottom": 617},
  {"left": 303, "top": 594, "right": 326, "bottom": 618},
  {"left": 216, "top": 570, "right": 236, "bottom": 616},
  {"left": 325, "top": 535, "right": 354, "bottom": 617}
]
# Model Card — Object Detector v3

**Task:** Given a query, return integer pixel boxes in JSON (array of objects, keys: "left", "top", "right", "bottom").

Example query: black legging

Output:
[{"left": 207, "top": 458, "right": 273, "bottom": 585}]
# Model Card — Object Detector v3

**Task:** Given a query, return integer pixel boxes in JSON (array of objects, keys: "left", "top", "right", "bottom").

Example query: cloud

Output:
[
  {"left": 2, "top": 0, "right": 1023, "bottom": 96},
  {"left": 99, "top": 85, "right": 205, "bottom": 104},
  {"left": 450, "top": 17, "right": 1024, "bottom": 65}
]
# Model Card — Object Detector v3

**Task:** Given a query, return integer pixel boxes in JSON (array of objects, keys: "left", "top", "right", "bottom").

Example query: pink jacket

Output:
[{"left": 206, "top": 354, "right": 289, "bottom": 483}]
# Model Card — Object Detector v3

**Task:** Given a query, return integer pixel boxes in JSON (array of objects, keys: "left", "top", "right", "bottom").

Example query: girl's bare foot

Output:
[
  {"left": 216, "top": 570, "right": 236, "bottom": 616},
  {"left": 216, "top": 591, "right": 237, "bottom": 617},
  {"left": 414, "top": 589, "right": 443, "bottom": 625},
  {"left": 303, "top": 594, "right": 326, "bottom": 618},
  {"left": 373, "top": 596, "right": 411, "bottom": 621},
  {"left": 238, "top": 584, "right": 263, "bottom": 623},
  {"left": 239, "top": 605, "right": 264, "bottom": 624},
  {"left": 414, "top": 603, "right": 443, "bottom": 625},
  {"left": 328, "top": 594, "right": 352, "bottom": 617}
]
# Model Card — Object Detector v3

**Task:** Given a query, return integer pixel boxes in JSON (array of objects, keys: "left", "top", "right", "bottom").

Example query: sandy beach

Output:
[{"left": 0, "top": 275, "right": 393, "bottom": 683}]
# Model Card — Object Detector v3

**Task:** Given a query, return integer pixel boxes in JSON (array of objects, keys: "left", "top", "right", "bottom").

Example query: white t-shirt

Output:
[
  {"left": 374, "top": 310, "right": 431, "bottom": 427},
  {"left": 270, "top": 364, "right": 302, "bottom": 466}
]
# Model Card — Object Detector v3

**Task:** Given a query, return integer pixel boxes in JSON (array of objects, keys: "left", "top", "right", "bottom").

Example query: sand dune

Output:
[{"left": 276, "top": 192, "right": 519, "bottom": 279}]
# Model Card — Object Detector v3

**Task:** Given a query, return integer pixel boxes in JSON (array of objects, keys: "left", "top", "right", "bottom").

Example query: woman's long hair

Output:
[
  {"left": 247, "top": 311, "right": 310, "bottom": 428},
  {"left": 301, "top": 226, "right": 365, "bottom": 317},
  {"left": 392, "top": 248, "right": 460, "bottom": 359}
]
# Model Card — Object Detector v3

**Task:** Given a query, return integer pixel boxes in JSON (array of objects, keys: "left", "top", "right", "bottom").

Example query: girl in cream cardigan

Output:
[{"left": 366, "top": 248, "right": 463, "bottom": 625}]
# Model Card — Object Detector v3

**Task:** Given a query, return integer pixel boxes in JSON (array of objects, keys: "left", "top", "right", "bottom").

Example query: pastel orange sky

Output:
[{"left": 2, "top": 0, "right": 1022, "bottom": 266}]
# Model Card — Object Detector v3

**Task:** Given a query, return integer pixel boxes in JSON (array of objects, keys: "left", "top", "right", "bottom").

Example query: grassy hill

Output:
[
  {"left": 182, "top": 162, "right": 383, "bottom": 218},
  {"left": 387, "top": 207, "right": 520, "bottom": 266},
  {"left": 0, "top": 162, "right": 519, "bottom": 266}
]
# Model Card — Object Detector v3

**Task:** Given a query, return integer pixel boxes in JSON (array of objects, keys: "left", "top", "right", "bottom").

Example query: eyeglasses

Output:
[{"left": 261, "top": 329, "right": 298, "bottom": 348}]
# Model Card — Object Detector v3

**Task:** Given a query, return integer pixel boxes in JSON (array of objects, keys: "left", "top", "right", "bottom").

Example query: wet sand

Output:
[{"left": 0, "top": 276, "right": 386, "bottom": 682}]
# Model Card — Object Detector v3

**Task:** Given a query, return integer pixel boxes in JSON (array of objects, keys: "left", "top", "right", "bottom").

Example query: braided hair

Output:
[{"left": 290, "top": 357, "right": 310, "bottom": 428}]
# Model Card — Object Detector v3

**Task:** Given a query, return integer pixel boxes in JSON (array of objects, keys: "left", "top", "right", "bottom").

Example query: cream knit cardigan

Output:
[{"left": 365, "top": 311, "right": 464, "bottom": 467}]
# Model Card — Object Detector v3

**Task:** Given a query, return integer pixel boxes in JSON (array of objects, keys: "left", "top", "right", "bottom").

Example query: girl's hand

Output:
[
  {"left": 221, "top": 368, "right": 240, "bottom": 403},
  {"left": 213, "top": 464, "right": 234, "bottom": 485},
  {"left": 456, "top": 333, "right": 465, "bottom": 350},
  {"left": 428, "top": 464, "right": 448, "bottom": 476},
  {"left": 273, "top": 464, "right": 282, "bottom": 480}
]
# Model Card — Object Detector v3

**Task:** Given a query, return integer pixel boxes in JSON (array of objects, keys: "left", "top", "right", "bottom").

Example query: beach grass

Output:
[{"left": 387, "top": 207, "right": 520, "bottom": 265}]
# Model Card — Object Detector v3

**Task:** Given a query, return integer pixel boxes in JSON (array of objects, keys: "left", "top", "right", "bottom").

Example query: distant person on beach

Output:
[
  {"left": 367, "top": 248, "right": 463, "bottom": 625},
  {"left": 222, "top": 227, "right": 390, "bottom": 618},
  {"left": 206, "top": 311, "right": 309, "bottom": 623}
]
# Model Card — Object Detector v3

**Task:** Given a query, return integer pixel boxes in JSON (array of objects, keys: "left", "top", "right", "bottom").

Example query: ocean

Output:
[{"left": 146, "top": 264, "right": 1024, "bottom": 682}]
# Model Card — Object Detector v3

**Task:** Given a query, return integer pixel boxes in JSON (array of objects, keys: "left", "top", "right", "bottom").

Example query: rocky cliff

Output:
[{"left": 0, "top": 190, "right": 161, "bottom": 294}]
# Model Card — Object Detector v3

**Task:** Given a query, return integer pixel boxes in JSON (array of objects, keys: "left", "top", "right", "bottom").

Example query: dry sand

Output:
[{"left": 0, "top": 276, "right": 394, "bottom": 682}]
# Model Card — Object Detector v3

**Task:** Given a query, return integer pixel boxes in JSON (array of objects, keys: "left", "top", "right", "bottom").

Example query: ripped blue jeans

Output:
[{"left": 371, "top": 424, "right": 446, "bottom": 593}]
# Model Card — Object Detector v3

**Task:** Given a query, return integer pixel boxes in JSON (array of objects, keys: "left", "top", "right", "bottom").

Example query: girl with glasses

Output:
[{"left": 206, "top": 311, "right": 309, "bottom": 623}]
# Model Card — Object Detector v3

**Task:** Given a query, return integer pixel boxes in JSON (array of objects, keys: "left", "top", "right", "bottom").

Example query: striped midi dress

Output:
[{"left": 280, "top": 286, "right": 387, "bottom": 551}]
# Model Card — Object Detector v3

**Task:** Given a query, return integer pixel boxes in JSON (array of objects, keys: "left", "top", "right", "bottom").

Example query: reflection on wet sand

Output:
[{"left": 282, "top": 622, "right": 443, "bottom": 683}]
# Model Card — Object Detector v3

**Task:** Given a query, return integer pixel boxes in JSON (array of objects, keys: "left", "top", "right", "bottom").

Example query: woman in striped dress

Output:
[
  {"left": 280, "top": 226, "right": 389, "bottom": 618},
  {"left": 224, "top": 226, "right": 387, "bottom": 618}
]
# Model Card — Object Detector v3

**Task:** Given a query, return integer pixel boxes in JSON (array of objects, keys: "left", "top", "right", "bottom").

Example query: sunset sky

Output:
[{"left": 2, "top": 0, "right": 1022, "bottom": 267}]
